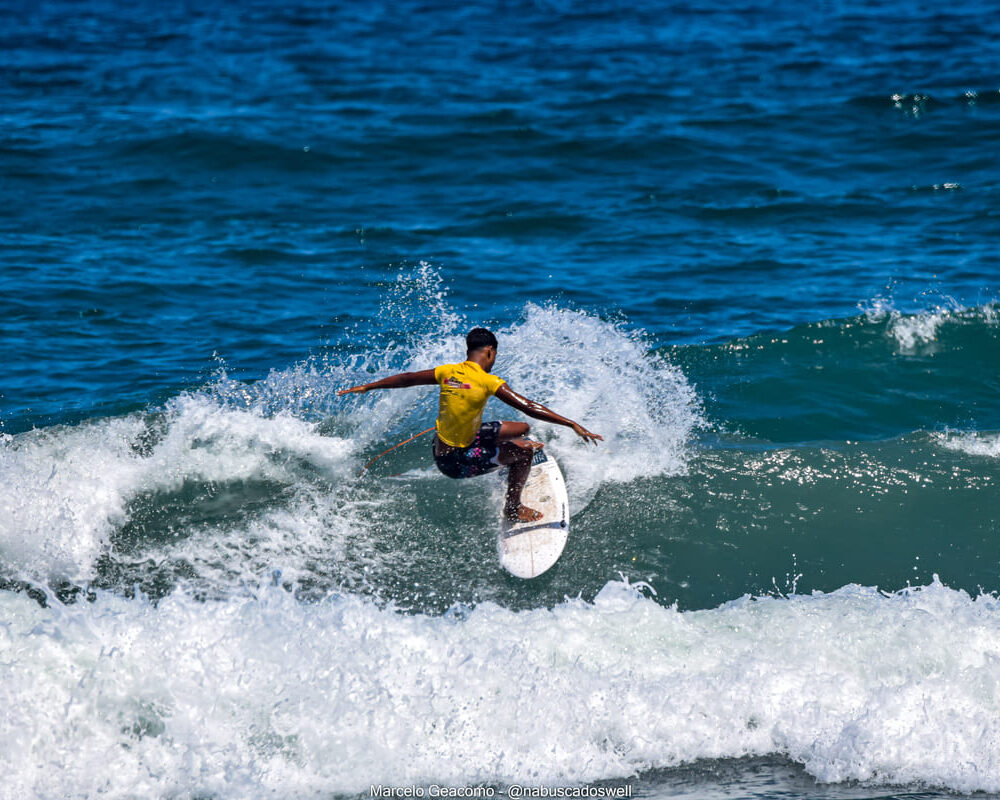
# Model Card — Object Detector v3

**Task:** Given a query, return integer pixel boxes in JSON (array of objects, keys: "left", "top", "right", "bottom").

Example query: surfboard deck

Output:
[{"left": 498, "top": 446, "right": 569, "bottom": 579}]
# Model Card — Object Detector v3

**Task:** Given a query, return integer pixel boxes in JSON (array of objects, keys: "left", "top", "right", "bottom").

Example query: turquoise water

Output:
[{"left": 4, "top": 1, "right": 1000, "bottom": 797}]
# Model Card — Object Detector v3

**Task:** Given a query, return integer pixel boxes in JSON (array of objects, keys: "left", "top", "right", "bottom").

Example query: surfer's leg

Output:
[
  {"left": 497, "top": 420, "right": 530, "bottom": 441},
  {"left": 497, "top": 439, "right": 543, "bottom": 522}
]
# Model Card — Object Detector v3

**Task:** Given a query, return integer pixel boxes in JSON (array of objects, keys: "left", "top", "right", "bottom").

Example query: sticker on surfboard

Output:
[{"left": 498, "top": 446, "right": 570, "bottom": 579}]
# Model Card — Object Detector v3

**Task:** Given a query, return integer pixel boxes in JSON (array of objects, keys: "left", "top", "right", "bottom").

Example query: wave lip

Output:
[
  {"left": 936, "top": 430, "right": 1000, "bottom": 458},
  {"left": 0, "top": 394, "right": 351, "bottom": 584},
  {"left": 495, "top": 303, "right": 703, "bottom": 500}
]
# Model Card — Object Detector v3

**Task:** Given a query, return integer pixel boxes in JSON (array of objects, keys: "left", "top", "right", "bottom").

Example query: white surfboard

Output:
[{"left": 498, "top": 446, "right": 570, "bottom": 579}]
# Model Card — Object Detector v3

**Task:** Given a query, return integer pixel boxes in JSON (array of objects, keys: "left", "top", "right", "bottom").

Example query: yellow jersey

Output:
[{"left": 434, "top": 361, "right": 506, "bottom": 447}]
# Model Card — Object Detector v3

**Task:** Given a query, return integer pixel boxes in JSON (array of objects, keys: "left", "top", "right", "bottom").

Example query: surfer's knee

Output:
[
  {"left": 498, "top": 439, "right": 533, "bottom": 465},
  {"left": 513, "top": 439, "right": 541, "bottom": 462},
  {"left": 499, "top": 421, "right": 530, "bottom": 440}
]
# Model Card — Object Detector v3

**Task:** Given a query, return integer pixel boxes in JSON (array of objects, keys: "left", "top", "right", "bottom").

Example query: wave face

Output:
[
  {"left": 0, "top": 284, "right": 702, "bottom": 608},
  {"left": 674, "top": 301, "right": 1000, "bottom": 444}
]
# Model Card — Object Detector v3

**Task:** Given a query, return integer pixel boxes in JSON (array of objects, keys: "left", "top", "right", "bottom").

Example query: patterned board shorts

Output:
[{"left": 433, "top": 421, "right": 503, "bottom": 479}]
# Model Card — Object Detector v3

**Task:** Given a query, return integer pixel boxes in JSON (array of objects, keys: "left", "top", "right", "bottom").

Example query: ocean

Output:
[{"left": 3, "top": 0, "right": 1000, "bottom": 797}]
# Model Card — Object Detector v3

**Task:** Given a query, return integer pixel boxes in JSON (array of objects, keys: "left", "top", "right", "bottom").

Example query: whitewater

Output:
[{"left": 4, "top": 578, "right": 1000, "bottom": 798}]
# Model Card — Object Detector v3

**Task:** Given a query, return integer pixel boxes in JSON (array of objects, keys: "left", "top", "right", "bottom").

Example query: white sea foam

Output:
[
  {"left": 936, "top": 430, "right": 1000, "bottom": 458},
  {"left": 861, "top": 296, "right": 1000, "bottom": 353},
  {"left": 3, "top": 578, "right": 1000, "bottom": 798},
  {"left": 146, "top": 479, "right": 389, "bottom": 594},
  {"left": 863, "top": 297, "right": 949, "bottom": 351},
  {"left": 0, "top": 395, "right": 351, "bottom": 582},
  {"left": 888, "top": 308, "right": 947, "bottom": 351}
]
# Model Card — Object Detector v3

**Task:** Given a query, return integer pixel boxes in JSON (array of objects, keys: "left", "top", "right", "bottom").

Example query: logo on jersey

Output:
[{"left": 444, "top": 377, "right": 472, "bottom": 390}]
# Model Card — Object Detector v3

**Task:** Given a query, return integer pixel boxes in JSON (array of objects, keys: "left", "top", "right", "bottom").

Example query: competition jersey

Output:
[{"left": 433, "top": 361, "right": 506, "bottom": 447}]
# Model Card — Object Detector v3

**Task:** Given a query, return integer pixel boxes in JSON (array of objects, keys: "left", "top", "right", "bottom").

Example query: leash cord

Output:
[{"left": 358, "top": 427, "right": 435, "bottom": 476}]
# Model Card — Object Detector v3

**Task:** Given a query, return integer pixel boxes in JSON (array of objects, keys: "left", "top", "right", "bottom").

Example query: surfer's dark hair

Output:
[{"left": 466, "top": 327, "right": 498, "bottom": 353}]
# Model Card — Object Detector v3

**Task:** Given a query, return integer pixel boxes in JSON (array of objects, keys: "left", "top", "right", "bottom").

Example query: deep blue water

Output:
[
  {"left": 4, "top": 1, "right": 1000, "bottom": 797},
  {"left": 6, "top": 0, "right": 1000, "bottom": 433}
]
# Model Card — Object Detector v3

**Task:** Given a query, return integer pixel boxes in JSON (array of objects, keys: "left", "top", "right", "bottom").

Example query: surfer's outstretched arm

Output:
[
  {"left": 338, "top": 368, "right": 437, "bottom": 395},
  {"left": 495, "top": 385, "right": 603, "bottom": 445}
]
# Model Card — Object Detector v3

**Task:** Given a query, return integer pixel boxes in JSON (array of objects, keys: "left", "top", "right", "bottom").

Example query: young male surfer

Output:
[{"left": 337, "top": 328, "right": 602, "bottom": 522}]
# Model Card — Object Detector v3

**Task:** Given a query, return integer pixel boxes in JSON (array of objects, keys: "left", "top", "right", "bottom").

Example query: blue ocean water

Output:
[{"left": 4, "top": 1, "right": 1000, "bottom": 797}]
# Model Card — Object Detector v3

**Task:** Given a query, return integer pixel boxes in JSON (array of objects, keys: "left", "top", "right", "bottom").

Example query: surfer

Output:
[{"left": 337, "top": 328, "right": 602, "bottom": 522}]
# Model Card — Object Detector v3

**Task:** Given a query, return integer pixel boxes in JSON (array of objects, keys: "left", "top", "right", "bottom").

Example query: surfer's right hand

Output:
[{"left": 571, "top": 423, "right": 603, "bottom": 445}]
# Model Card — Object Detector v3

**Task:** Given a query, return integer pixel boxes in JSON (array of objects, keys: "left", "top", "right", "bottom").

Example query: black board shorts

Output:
[{"left": 433, "top": 421, "right": 503, "bottom": 479}]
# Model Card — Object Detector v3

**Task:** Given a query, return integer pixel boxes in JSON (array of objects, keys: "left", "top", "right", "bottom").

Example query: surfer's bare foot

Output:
[{"left": 505, "top": 504, "right": 543, "bottom": 523}]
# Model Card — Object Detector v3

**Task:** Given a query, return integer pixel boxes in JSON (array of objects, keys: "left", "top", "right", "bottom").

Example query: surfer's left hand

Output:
[{"left": 572, "top": 423, "right": 603, "bottom": 445}]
